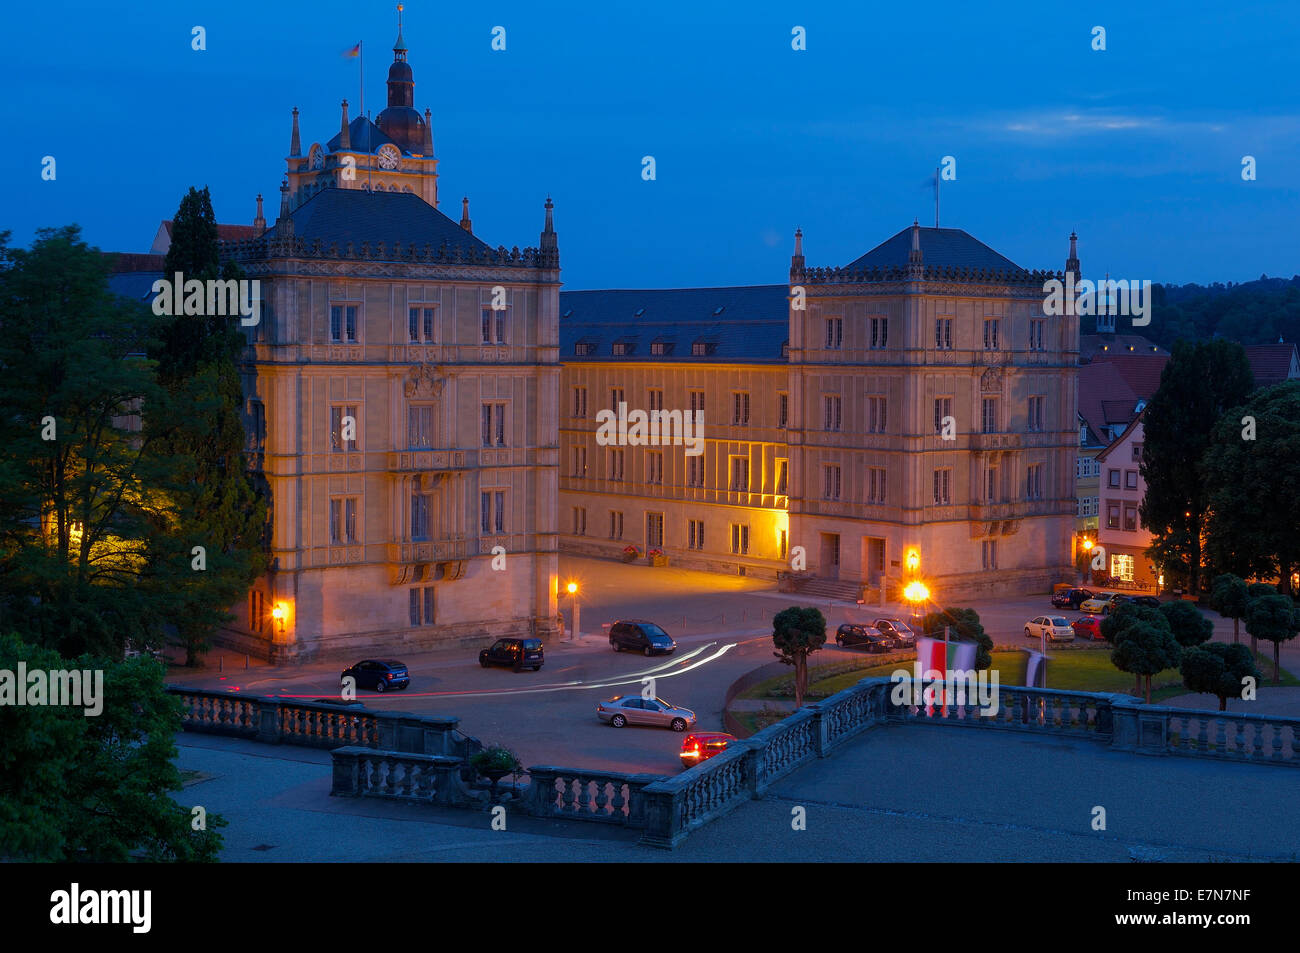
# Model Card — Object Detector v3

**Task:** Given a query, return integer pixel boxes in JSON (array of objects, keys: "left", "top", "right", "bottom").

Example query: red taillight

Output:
[{"left": 386, "top": 673, "right": 394, "bottom": 680}]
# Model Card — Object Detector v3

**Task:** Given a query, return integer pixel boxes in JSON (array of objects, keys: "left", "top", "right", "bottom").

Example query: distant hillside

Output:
[{"left": 1081, "top": 276, "right": 1300, "bottom": 348}]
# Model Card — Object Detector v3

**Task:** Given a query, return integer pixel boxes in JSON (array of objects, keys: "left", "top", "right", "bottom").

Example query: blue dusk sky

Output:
[{"left": 5, "top": 0, "right": 1298, "bottom": 289}]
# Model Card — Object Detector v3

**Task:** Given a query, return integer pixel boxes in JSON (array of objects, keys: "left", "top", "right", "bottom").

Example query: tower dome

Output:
[{"left": 375, "top": 4, "right": 426, "bottom": 153}]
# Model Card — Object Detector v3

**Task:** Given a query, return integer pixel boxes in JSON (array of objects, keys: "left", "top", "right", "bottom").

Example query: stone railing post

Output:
[
  {"left": 1109, "top": 698, "right": 1168, "bottom": 754},
  {"left": 254, "top": 698, "right": 281, "bottom": 744},
  {"left": 524, "top": 767, "right": 559, "bottom": 817},
  {"left": 331, "top": 746, "right": 364, "bottom": 796},
  {"left": 638, "top": 782, "right": 683, "bottom": 849},
  {"left": 375, "top": 712, "right": 399, "bottom": 751},
  {"left": 809, "top": 702, "right": 830, "bottom": 758}
]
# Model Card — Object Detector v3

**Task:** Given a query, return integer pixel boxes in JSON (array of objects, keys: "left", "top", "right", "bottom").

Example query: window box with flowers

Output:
[
  {"left": 621, "top": 545, "right": 640, "bottom": 563},
  {"left": 647, "top": 548, "right": 667, "bottom": 567}
]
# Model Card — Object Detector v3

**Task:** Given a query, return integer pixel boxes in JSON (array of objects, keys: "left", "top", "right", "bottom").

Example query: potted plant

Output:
[
  {"left": 621, "top": 544, "right": 640, "bottom": 563},
  {"left": 469, "top": 744, "right": 522, "bottom": 805},
  {"left": 648, "top": 548, "right": 667, "bottom": 567}
]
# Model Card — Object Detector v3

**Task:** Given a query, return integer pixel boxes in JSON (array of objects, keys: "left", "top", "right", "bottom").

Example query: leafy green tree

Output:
[
  {"left": 0, "top": 227, "right": 188, "bottom": 657},
  {"left": 1180, "top": 641, "right": 1262, "bottom": 711},
  {"left": 1209, "top": 574, "right": 1251, "bottom": 645},
  {"left": 772, "top": 606, "right": 827, "bottom": 707},
  {"left": 1159, "top": 599, "right": 1213, "bottom": 648},
  {"left": 0, "top": 633, "right": 226, "bottom": 860},
  {"left": 920, "top": 607, "right": 993, "bottom": 670},
  {"left": 1203, "top": 381, "right": 1300, "bottom": 601},
  {"left": 1245, "top": 592, "right": 1299, "bottom": 684},
  {"left": 1140, "top": 339, "right": 1253, "bottom": 594},
  {"left": 151, "top": 188, "right": 268, "bottom": 665},
  {"left": 1102, "top": 602, "right": 1182, "bottom": 702}
]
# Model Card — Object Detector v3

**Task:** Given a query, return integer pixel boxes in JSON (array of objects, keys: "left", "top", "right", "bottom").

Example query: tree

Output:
[
  {"left": 1203, "top": 381, "right": 1300, "bottom": 600},
  {"left": 1180, "top": 642, "right": 1262, "bottom": 711},
  {"left": 1209, "top": 574, "right": 1251, "bottom": 644},
  {"left": 920, "top": 607, "right": 993, "bottom": 670},
  {"left": 772, "top": 606, "right": 827, "bottom": 707},
  {"left": 151, "top": 188, "right": 268, "bottom": 665},
  {"left": 1102, "top": 602, "right": 1182, "bottom": 702},
  {"left": 0, "top": 227, "right": 191, "bottom": 657},
  {"left": 1245, "top": 592, "right": 1299, "bottom": 684},
  {"left": 0, "top": 633, "right": 226, "bottom": 860},
  {"left": 1140, "top": 339, "right": 1254, "bottom": 594},
  {"left": 1159, "top": 599, "right": 1213, "bottom": 648}
]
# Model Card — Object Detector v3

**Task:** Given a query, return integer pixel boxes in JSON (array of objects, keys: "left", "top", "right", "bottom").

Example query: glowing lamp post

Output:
[
  {"left": 566, "top": 582, "right": 579, "bottom": 640},
  {"left": 1081, "top": 538, "right": 1094, "bottom": 585},
  {"left": 271, "top": 602, "right": 288, "bottom": 636},
  {"left": 903, "top": 580, "right": 930, "bottom": 626}
]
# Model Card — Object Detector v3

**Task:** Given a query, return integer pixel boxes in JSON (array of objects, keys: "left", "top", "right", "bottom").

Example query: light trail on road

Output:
[{"left": 270, "top": 640, "right": 740, "bottom": 703}]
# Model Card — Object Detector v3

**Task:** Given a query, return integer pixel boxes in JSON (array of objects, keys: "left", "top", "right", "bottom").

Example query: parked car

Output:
[
  {"left": 1129, "top": 595, "right": 1161, "bottom": 609},
  {"left": 872, "top": 619, "right": 916, "bottom": 647},
  {"left": 609, "top": 620, "right": 677, "bottom": 656},
  {"left": 596, "top": 695, "right": 696, "bottom": 731},
  {"left": 835, "top": 623, "right": 893, "bottom": 653},
  {"left": 479, "top": 637, "right": 544, "bottom": 672},
  {"left": 1102, "top": 594, "right": 1133, "bottom": 614},
  {"left": 680, "top": 732, "right": 738, "bottom": 768},
  {"left": 340, "top": 658, "right": 410, "bottom": 693},
  {"left": 1079, "top": 592, "right": 1116, "bottom": 613},
  {"left": 1072, "top": 616, "right": 1104, "bottom": 641},
  {"left": 1051, "top": 587, "right": 1093, "bottom": 610},
  {"left": 1024, "top": 616, "right": 1075, "bottom": 643}
]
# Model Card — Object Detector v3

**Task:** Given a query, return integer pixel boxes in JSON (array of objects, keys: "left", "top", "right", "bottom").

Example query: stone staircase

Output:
[{"left": 794, "top": 576, "right": 866, "bottom": 602}]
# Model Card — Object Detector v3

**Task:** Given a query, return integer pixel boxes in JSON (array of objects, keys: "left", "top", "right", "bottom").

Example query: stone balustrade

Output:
[
  {"left": 331, "top": 746, "right": 470, "bottom": 806},
  {"left": 523, "top": 767, "right": 661, "bottom": 826},
  {"left": 1114, "top": 704, "right": 1300, "bottom": 765}
]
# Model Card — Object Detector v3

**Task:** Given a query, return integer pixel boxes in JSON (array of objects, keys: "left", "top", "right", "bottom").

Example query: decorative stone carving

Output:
[
  {"left": 980, "top": 365, "right": 1003, "bottom": 391},
  {"left": 404, "top": 363, "right": 450, "bottom": 398}
]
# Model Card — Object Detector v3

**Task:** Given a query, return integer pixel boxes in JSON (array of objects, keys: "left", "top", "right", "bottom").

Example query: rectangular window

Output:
[
  {"left": 732, "top": 391, "right": 750, "bottom": 426},
  {"left": 480, "top": 403, "right": 506, "bottom": 447},
  {"left": 608, "top": 448, "right": 625, "bottom": 480},
  {"left": 1124, "top": 506, "right": 1138, "bottom": 531},
  {"left": 1107, "top": 504, "right": 1120, "bottom": 529},
  {"left": 823, "top": 395, "right": 842, "bottom": 431},
  {"left": 867, "top": 396, "right": 887, "bottom": 434},
  {"left": 330, "top": 305, "right": 342, "bottom": 342},
  {"left": 934, "top": 397, "right": 953, "bottom": 435},
  {"left": 933, "top": 468, "right": 952, "bottom": 505},
  {"left": 778, "top": 393, "right": 789, "bottom": 428},
  {"left": 823, "top": 465, "right": 842, "bottom": 500},
  {"left": 981, "top": 397, "right": 998, "bottom": 434},
  {"left": 572, "top": 387, "right": 587, "bottom": 418},
  {"left": 778, "top": 529, "right": 788, "bottom": 560},
  {"left": 409, "top": 587, "right": 435, "bottom": 626},
  {"left": 610, "top": 387, "right": 625, "bottom": 410},
  {"left": 776, "top": 458, "right": 788, "bottom": 495},
  {"left": 687, "top": 455, "right": 704, "bottom": 487},
  {"left": 986, "top": 465, "right": 999, "bottom": 502},
  {"left": 571, "top": 446, "right": 587, "bottom": 478},
  {"left": 1112, "top": 554, "right": 1135, "bottom": 582},
  {"left": 1026, "top": 463, "right": 1043, "bottom": 500},
  {"left": 869, "top": 317, "right": 889, "bottom": 349},
  {"left": 249, "top": 400, "right": 266, "bottom": 451},
  {"left": 982, "top": 539, "right": 998, "bottom": 570},
  {"left": 481, "top": 306, "right": 507, "bottom": 344},
  {"left": 609, "top": 510, "right": 624, "bottom": 539},
  {"left": 648, "top": 388, "right": 664, "bottom": 412},
  {"left": 479, "top": 491, "right": 506, "bottom": 534},
  {"left": 330, "top": 498, "right": 342, "bottom": 544},
  {"left": 647, "top": 513, "right": 664, "bottom": 548},
  {"left": 730, "top": 456, "right": 750, "bottom": 491},
  {"left": 423, "top": 307, "right": 435, "bottom": 341},
  {"left": 688, "top": 518, "right": 705, "bottom": 551},
  {"left": 408, "top": 307, "right": 420, "bottom": 343},
  {"left": 692, "top": 341, "right": 708, "bottom": 356},
  {"left": 689, "top": 391, "right": 705, "bottom": 415},
  {"left": 572, "top": 506, "right": 586, "bottom": 536},
  {"left": 1028, "top": 395, "right": 1045, "bottom": 432},
  {"left": 411, "top": 493, "right": 430, "bottom": 540},
  {"left": 647, "top": 451, "right": 663, "bottom": 484},
  {"left": 409, "top": 588, "right": 420, "bottom": 627},
  {"left": 867, "top": 467, "right": 887, "bottom": 504},
  {"left": 730, "top": 523, "right": 750, "bottom": 555},
  {"left": 408, "top": 405, "right": 434, "bottom": 449},
  {"left": 1125, "top": 470, "right": 1138, "bottom": 490},
  {"left": 825, "top": 317, "right": 843, "bottom": 349},
  {"left": 935, "top": 317, "right": 953, "bottom": 350},
  {"left": 330, "top": 404, "right": 358, "bottom": 452},
  {"left": 983, "top": 318, "right": 1000, "bottom": 350},
  {"left": 1029, "top": 318, "right": 1045, "bottom": 351},
  {"left": 344, "top": 305, "right": 356, "bottom": 342},
  {"left": 249, "top": 590, "right": 264, "bottom": 633},
  {"left": 1108, "top": 469, "right": 1121, "bottom": 488},
  {"left": 1132, "top": 443, "right": 1143, "bottom": 462}
]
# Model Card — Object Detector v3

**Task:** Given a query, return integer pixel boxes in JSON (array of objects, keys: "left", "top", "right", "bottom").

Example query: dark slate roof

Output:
[
  {"left": 1078, "top": 361, "right": 1138, "bottom": 443},
  {"left": 108, "top": 271, "right": 164, "bottom": 303},
  {"left": 263, "top": 189, "right": 492, "bottom": 253},
  {"left": 559, "top": 285, "right": 789, "bottom": 362},
  {"left": 846, "top": 226, "right": 1024, "bottom": 272},
  {"left": 1080, "top": 333, "right": 1167, "bottom": 361},
  {"left": 327, "top": 116, "right": 399, "bottom": 154},
  {"left": 1086, "top": 353, "right": 1169, "bottom": 400},
  {"left": 1244, "top": 343, "right": 1300, "bottom": 386}
]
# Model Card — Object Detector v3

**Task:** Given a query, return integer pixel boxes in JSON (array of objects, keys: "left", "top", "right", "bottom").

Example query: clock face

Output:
[
  {"left": 309, "top": 146, "right": 324, "bottom": 170},
  {"left": 378, "top": 145, "right": 400, "bottom": 170}
]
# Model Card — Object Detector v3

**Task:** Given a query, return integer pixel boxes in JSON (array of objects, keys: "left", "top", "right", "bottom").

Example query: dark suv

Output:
[
  {"left": 479, "top": 638, "right": 544, "bottom": 672},
  {"left": 609, "top": 620, "right": 677, "bottom": 656},
  {"left": 340, "top": 659, "right": 410, "bottom": 693},
  {"left": 1052, "top": 588, "right": 1093, "bottom": 609},
  {"left": 835, "top": 624, "right": 892, "bottom": 653}
]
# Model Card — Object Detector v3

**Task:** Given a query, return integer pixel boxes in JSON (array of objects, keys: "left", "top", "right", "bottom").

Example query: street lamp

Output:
[
  {"left": 565, "top": 581, "right": 579, "bottom": 640},
  {"left": 271, "top": 602, "right": 287, "bottom": 636},
  {"left": 903, "top": 580, "right": 930, "bottom": 627}
]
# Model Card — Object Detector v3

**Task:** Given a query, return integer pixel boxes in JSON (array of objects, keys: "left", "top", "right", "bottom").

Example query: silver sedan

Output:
[{"left": 596, "top": 695, "right": 697, "bottom": 731}]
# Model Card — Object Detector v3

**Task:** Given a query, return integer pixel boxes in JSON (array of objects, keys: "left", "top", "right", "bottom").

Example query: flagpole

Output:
[
  {"left": 359, "top": 41, "right": 364, "bottom": 125},
  {"left": 934, "top": 167, "right": 940, "bottom": 228}
]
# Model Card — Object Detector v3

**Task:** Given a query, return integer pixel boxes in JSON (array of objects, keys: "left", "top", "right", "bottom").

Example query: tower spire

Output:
[
  {"left": 423, "top": 108, "right": 434, "bottom": 155},
  {"left": 339, "top": 100, "right": 351, "bottom": 150},
  {"left": 1066, "top": 230, "right": 1080, "bottom": 284},
  {"left": 460, "top": 197, "right": 472, "bottom": 233},
  {"left": 254, "top": 193, "right": 266, "bottom": 232},
  {"left": 541, "top": 196, "right": 558, "bottom": 253},
  {"left": 394, "top": 3, "right": 407, "bottom": 59},
  {"left": 790, "top": 228, "right": 804, "bottom": 280},
  {"left": 290, "top": 107, "right": 301, "bottom": 157}
]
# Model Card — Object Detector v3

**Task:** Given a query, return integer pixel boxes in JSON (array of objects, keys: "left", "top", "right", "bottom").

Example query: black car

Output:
[
  {"left": 835, "top": 624, "right": 893, "bottom": 653},
  {"left": 340, "top": 659, "right": 410, "bottom": 693},
  {"left": 609, "top": 620, "right": 677, "bottom": 656},
  {"left": 1051, "top": 588, "right": 1093, "bottom": 609},
  {"left": 1129, "top": 595, "right": 1161, "bottom": 609},
  {"left": 479, "top": 637, "right": 544, "bottom": 672}
]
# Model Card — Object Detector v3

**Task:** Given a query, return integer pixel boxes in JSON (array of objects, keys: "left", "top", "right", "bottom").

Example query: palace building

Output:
[
  {"left": 217, "top": 21, "right": 562, "bottom": 662},
  {"left": 558, "top": 225, "right": 1080, "bottom": 602}
]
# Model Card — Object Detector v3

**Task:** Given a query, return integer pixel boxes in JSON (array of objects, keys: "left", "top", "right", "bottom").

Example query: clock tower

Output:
[{"left": 283, "top": 4, "right": 439, "bottom": 212}]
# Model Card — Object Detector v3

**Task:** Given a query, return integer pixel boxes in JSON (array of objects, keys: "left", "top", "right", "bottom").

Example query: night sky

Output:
[{"left": 8, "top": 0, "right": 1298, "bottom": 288}]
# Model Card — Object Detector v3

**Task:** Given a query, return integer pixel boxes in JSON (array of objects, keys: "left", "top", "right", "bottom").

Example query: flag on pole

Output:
[
  {"left": 343, "top": 42, "right": 361, "bottom": 58},
  {"left": 915, "top": 637, "right": 976, "bottom": 677}
]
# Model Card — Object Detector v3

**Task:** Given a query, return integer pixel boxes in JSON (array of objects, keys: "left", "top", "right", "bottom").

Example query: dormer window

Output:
[
  {"left": 651, "top": 339, "right": 674, "bottom": 356},
  {"left": 575, "top": 340, "right": 597, "bottom": 356},
  {"left": 612, "top": 341, "right": 636, "bottom": 356},
  {"left": 691, "top": 339, "right": 717, "bottom": 356}
]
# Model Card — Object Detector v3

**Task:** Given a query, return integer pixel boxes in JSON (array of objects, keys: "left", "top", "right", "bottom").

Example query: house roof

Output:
[
  {"left": 1086, "top": 352, "right": 1169, "bottom": 400},
  {"left": 1244, "top": 342, "right": 1300, "bottom": 387},
  {"left": 107, "top": 271, "right": 164, "bottom": 303},
  {"left": 559, "top": 285, "right": 789, "bottom": 362},
  {"left": 103, "top": 252, "right": 166, "bottom": 273},
  {"left": 1078, "top": 360, "right": 1139, "bottom": 444},
  {"left": 1080, "top": 333, "right": 1167, "bottom": 362},
  {"left": 1096, "top": 409, "right": 1146, "bottom": 463},
  {"left": 846, "top": 226, "right": 1025, "bottom": 272},
  {"left": 326, "top": 116, "right": 401, "bottom": 155},
  {"left": 262, "top": 188, "right": 492, "bottom": 253}
]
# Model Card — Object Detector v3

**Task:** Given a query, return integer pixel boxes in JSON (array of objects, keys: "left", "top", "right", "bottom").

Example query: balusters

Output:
[
  {"left": 1214, "top": 717, "right": 1227, "bottom": 755},
  {"left": 1251, "top": 723, "right": 1264, "bottom": 761},
  {"left": 1196, "top": 716, "right": 1209, "bottom": 752},
  {"left": 1271, "top": 725, "right": 1284, "bottom": 762},
  {"left": 1234, "top": 719, "right": 1246, "bottom": 758}
]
